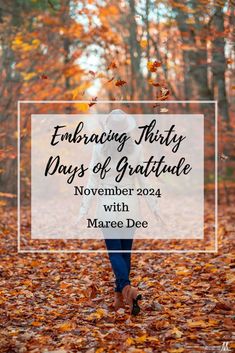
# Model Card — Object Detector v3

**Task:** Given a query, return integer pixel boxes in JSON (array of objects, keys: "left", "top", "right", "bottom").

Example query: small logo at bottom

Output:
[{"left": 220, "top": 342, "right": 231, "bottom": 352}]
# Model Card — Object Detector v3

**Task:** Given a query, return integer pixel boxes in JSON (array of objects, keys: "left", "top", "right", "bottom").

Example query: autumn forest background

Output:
[{"left": 0, "top": 0, "right": 234, "bottom": 352}]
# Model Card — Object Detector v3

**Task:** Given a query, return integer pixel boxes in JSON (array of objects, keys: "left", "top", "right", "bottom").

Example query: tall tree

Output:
[
  {"left": 211, "top": 1, "right": 229, "bottom": 122},
  {"left": 128, "top": 0, "right": 142, "bottom": 99},
  {"left": 174, "top": 0, "right": 212, "bottom": 101}
]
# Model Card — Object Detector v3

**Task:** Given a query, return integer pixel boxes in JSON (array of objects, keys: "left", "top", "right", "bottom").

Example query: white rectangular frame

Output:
[{"left": 17, "top": 100, "right": 218, "bottom": 253}]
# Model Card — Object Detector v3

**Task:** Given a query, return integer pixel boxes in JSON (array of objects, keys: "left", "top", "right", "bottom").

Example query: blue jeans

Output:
[{"left": 103, "top": 228, "right": 134, "bottom": 292}]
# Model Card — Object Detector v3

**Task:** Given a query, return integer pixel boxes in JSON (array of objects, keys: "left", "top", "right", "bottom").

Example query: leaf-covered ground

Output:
[{"left": 0, "top": 205, "right": 234, "bottom": 353}]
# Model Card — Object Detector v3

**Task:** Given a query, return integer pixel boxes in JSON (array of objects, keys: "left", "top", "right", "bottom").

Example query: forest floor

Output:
[{"left": 0, "top": 201, "right": 234, "bottom": 353}]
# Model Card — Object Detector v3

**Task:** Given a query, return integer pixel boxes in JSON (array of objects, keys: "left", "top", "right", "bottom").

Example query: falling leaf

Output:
[
  {"left": 75, "top": 103, "right": 89, "bottom": 112},
  {"left": 97, "top": 72, "right": 106, "bottom": 79},
  {"left": 181, "top": 43, "right": 197, "bottom": 51},
  {"left": 140, "top": 39, "right": 148, "bottom": 48},
  {"left": 115, "top": 79, "right": 126, "bottom": 87},
  {"left": 88, "top": 70, "right": 96, "bottom": 77},
  {"left": 161, "top": 87, "right": 169, "bottom": 96},
  {"left": 22, "top": 72, "right": 37, "bottom": 81},
  {"left": 220, "top": 153, "right": 229, "bottom": 161},
  {"left": 185, "top": 17, "right": 195, "bottom": 24},
  {"left": 147, "top": 60, "right": 161, "bottom": 72},
  {"left": 160, "top": 107, "right": 169, "bottom": 113},
  {"left": 156, "top": 87, "right": 170, "bottom": 101},
  {"left": 106, "top": 77, "right": 114, "bottom": 83},
  {"left": 89, "top": 97, "right": 97, "bottom": 107},
  {"left": 107, "top": 62, "right": 117, "bottom": 70},
  {"left": 148, "top": 79, "right": 160, "bottom": 87},
  {"left": 147, "top": 61, "right": 155, "bottom": 72}
]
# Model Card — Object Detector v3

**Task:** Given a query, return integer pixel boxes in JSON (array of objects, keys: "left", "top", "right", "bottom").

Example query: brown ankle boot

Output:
[
  {"left": 122, "top": 285, "right": 142, "bottom": 315},
  {"left": 114, "top": 292, "right": 125, "bottom": 310}
]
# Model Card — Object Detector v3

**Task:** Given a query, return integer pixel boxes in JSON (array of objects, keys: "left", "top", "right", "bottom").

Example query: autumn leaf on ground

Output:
[
  {"left": 171, "top": 326, "right": 183, "bottom": 338},
  {"left": 126, "top": 334, "right": 147, "bottom": 345},
  {"left": 115, "top": 79, "right": 126, "bottom": 87},
  {"left": 187, "top": 320, "right": 207, "bottom": 328},
  {"left": 168, "top": 348, "right": 184, "bottom": 353},
  {"left": 215, "top": 299, "right": 232, "bottom": 311},
  {"left": 87, "top": 308, "right": 107, "bottom": 321},
  {"left": 31, "top": 321, "right": 42, "bottom": 327},
  {"left": 88, "top": 283, "right": 99, "bottom": 298},
  {"left": 56, "top": 321, "right": 76, "bottom": 332},
  {"left": 60, "top": 281, "right": 72, "bottom": 290},
  {"left": 135, "top": 334, "right": 147, "bottom": 343},
  {"left": 40, "top": 74, "right": 48, "bottom": 79},
  {"left": 175, "top": 266, "right": 190, "bottom": 275},
  {"left": 126, "top": 337, "right": 134, "bottom": 345}
]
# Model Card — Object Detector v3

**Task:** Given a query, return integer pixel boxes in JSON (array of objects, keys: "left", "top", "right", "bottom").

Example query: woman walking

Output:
[{"left": 79, "top": 109, "right": 157, "bottom": 315}]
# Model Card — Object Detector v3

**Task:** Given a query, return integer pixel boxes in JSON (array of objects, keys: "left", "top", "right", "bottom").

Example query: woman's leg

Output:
[
  {"left": 121, "top": 238, "right": 133, "bottom": 277},
  {"left": 104, "top": 238, "right": 131, "bottom": 292},
  {"left": 121, "top": 228, "right": 135, "bottom": 276},
  {"left": 103, "top": 229, "right": 141, "bottom": 314}
]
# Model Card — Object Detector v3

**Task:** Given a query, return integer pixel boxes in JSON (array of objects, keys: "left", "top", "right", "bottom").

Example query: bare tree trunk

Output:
[
  {"left": 128, "top": 0, "right": 142, "bottom": 100},
  {"left": 145, "top": 0, "right": 153, "bottom": 99},
  {"left": 174, "top": 0, "right": 212, "bottom": 101},
  {"left": 62, "top": 0, "right": 71, "bottom": 91},
  {"left": 0, "top": 1, "right": 24, "bottom": 203},
  {"left": 211, "top": 1, "right": 229, "bottom": 122}
]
